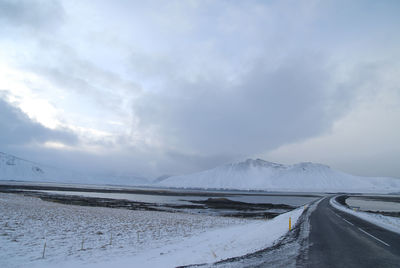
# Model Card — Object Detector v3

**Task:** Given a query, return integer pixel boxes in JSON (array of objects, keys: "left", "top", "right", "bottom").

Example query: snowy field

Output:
[
  {"left": 0, "top": 193, "right": 305, "bottom": 267},
  {"left": 86, "top": 205, "right": 304, "bottom": 267},
  {"left": 330, "top": 196, "right": 400, "bottom": 235},
  {"left": 0, "top": 193, "right": 250, "bottom": 268}
]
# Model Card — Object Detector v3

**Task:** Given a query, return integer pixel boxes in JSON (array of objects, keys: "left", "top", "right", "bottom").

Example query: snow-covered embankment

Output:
[
  {"left": 330, "top": 196, "right": 400, "bottom": 235},
  {"left": 90, "top": 207, "right": 305, "bottom": 268}
]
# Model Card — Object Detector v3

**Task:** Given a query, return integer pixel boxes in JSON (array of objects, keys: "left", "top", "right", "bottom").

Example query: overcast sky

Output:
[{"left": 1, "top": 0, "right": 400, "bottom": 179}]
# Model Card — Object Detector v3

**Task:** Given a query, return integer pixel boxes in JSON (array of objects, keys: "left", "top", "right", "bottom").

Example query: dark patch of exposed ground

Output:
[
  {"left": 0, "top": 183, "right": 322, "bottom": 197},
  {"left": 0, "top": 187, "right": 295, "bottom": 219}
]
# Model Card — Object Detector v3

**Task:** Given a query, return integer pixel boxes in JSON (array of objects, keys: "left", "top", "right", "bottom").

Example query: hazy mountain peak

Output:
[
  {"left": 229, "top": 158, "right": 285, "bottom": 169},
  {"left": 159, "top": 158, "right": 400, "bottom": 193},
  {"left": 292, "top": 162, "right": 331, "bottom": 170}
]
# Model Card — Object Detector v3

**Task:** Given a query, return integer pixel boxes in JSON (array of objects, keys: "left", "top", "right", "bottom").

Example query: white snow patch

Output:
[{"left": 330, "top": 196, "right": 400, "bottom": 235}]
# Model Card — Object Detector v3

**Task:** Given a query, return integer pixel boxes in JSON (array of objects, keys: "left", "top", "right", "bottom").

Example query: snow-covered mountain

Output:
[
  {"left": 158, "top": 158, "right": 400, "bottom": 193},
  {"left": 3, "top": 152, "right": 399, "bottom": 193},
  {"left": 0, "top": 152, "right": 149, "bottom": 186},
  {"left": 153, "top": 174, "right": 172, "bottom": 183}
]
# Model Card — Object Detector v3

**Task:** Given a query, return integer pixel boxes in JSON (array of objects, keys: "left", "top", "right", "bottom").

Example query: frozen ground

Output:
[
  {"left": 78, "top": 206, "right": 304, "bottom": 267},
  {"left": 0, "top": 193, "right": 249, "bottom": 268},
  {"left": 330, "top": 196, "right": 400, "bottom": 235}
]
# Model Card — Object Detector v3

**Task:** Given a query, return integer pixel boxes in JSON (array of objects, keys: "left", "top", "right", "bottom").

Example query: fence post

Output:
[{"left": 42, "top": 241, "right": 46, "bottom": 258}]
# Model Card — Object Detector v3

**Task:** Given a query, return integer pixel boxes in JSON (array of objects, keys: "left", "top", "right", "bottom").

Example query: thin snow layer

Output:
[
  {"left": 79, "top": 206, "right": 304, "bottom": 268},
  {"left": 330, "top": 197, "right": 400, "bottom": 235},
  {"left": 0, "top": 152, "right": 149, "bottom": 185},
  {"left": 0, "top": 193, "right": 248, "bottom": 268},
  {"left": 159, "top": 158, "right": 400, "bottom": 193},
  {"left": 213, "top": 198, "right": 323, "bottom": 268}
]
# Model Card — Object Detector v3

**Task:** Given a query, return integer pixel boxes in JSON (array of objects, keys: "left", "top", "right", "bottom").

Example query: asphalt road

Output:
[
  {"left": 306, "top": 197, "right": 400, "bottom": 267},
  {"left": 188, "top": 196, "right": 400, "bottom": 267}
]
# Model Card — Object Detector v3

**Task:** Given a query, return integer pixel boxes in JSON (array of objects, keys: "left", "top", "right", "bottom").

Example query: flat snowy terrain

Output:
[
  {"left": 82, "top": 205, "right": 304, "bottom": 268},
  {"left": 0, "top": 193, "right": 252, "bottom": 268},
  {"left": 160, "top": 159, "right": 400, "bottom": 193}
]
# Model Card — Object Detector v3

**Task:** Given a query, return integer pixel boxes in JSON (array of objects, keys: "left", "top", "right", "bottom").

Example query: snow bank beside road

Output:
[
  {"left": 330, "top": 196, "right": 400, "bottom": 235},
  {"left": 84, "top": 207, "right": 305, "bottom": 268}
]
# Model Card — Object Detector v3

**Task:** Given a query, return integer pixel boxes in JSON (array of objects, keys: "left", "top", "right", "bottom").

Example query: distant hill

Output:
[
  {"left": 0, "top": 151, "right": 149, "bottom": 186},
  {"left": 153, "top": 174, "right": 172, "bottom": 183},
  {"left": 158, "top": 158, "right": 400, "bottom": 193}
]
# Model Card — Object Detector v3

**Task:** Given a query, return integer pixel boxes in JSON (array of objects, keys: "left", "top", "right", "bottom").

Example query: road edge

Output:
[{"left": 329, "top": 196, "right": 400, "bottom": 235}]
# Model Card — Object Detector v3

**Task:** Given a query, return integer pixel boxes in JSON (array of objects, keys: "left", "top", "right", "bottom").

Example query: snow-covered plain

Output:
[
  {"left": 81, "top": 206, "right": 304, "bottom": 268},
  {"left": 330, "top": 196, "right": 400, "bottom": 235},
  {"left": 0, "top": 193, "right": 305, "bottom": 268},
  {"left": 160, "top": 159, "right": 400, "bottom": 193},
  {"left": 0, "top": 193, "right": 251, "bottom": 268}
]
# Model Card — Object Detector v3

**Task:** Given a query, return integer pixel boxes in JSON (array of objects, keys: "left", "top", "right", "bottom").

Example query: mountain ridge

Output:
[
  {"left": 158, "top": 158, "right": 400, "bottom": 193},
  {"left": 2, "top": 152, "right": 399, "bottom": 193}
]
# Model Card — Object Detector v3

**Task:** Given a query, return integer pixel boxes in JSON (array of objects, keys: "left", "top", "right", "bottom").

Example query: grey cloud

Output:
[
  {"left": 27, "top": 41, "right": 141, "bottom": 114},
  {"left": 134, "top": 54, "right": 350, "bottom": 158},
  {"left": 0, "top": 98, "right": 78, "bottom": 148},
  {"left": 162, "top": 150, "right": 236, "bottom": 175},
  {"left": 0, "top": 0, "right": 64, "bottom": 31},
  {"left": 0, "top": 0, "right": 399, "bottom": 179}
]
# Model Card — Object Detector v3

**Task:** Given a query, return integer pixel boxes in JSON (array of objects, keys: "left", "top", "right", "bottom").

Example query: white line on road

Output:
[
  {"left": 331, "top": 210, "right": 353, "bottom": 225},
  {"left": 342, "top": 218, "right": 354, "bottom": 226},
  {"left": 332, "top": 211, "right": 354, "bottom": 226},
  {"left": 358, "top": 227, "right": 390, "bottom": 247},
  {"left": 331, "top": 210, "right": 341, "bottom": 218},
  {"left": 331, "top": 209, "right": 390, "bottom": 246},
  {"left": 330, "top": 203, "right": 391, "bottom": 247}
]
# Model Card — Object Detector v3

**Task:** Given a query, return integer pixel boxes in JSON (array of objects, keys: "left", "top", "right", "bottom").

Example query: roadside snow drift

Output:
[{"left": 159, "top": 159, "right": 400, "bottom": 193}]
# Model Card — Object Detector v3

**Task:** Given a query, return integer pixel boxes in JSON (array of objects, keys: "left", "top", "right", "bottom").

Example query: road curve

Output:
[
  {"left": 306, "top": 196, "right": 400, "bottom": 267},
  {"left": 190, "top": 196, "right": 400, "bottom": 267}
]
